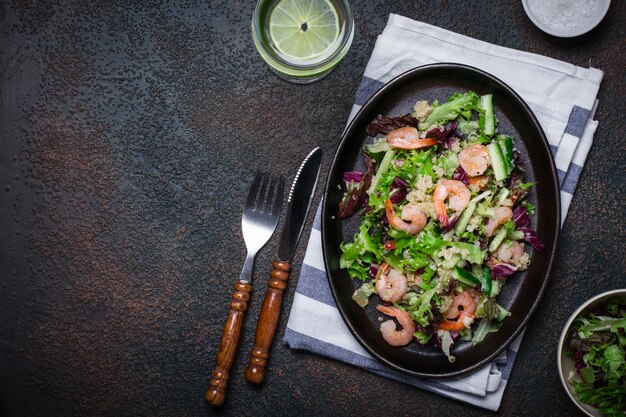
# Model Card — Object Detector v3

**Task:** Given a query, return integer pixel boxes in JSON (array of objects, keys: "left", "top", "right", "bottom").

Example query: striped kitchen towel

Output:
[{"left": 283, "top": 15, "right": 603, "bottom": 411}]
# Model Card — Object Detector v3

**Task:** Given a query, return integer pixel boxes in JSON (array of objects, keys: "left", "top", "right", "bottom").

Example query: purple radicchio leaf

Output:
[
  {"left": 519, "top": 226, "right": 545, "bottom": 251},
  {"left": 369, "top": 263, "right": 379, "bottom": 280},
  {"left": 572, "top": 350, "right": 587, "bottom": 374},
  {"left": 343, "top": 171, "right": 364, "bottom": 183},
  {"left": 364, "top": 151, "right": 375, "bottom": 172},
  {"left": 441, "top": 213, "right": 460, "bottom": 232},
  {"left": 338, "top": 154, "right": 374, "bottom": 218},
  {"left": 441, "top": 278, "right": 459, "bottom": 296},
  {"left": 489, "top": 262, "right": 518, "bottom": 279},
  {"left": 338, "top": 173, "right": 366, "bottom": 218},
  {"left": 512, "top": 206, "right": 530, "bottom": 228},
  {"left": 425, "top": 121, "right": 458, "bottom": 149},
  {"left": 366, "top": 113, "right": 418, "bottom": 137},
  {"left": 389, "top": 176, "right": 409, "bottom": 204},
  {"left": 452, "top": 166, "right": 469, "bottom": 185},
  {"left": 444, "top": 136, "right": 460, "bottom": 150}
]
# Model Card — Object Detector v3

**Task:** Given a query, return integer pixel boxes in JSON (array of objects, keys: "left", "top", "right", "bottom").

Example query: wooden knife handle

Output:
[
  {"left": 245, "top": 260, "right": 291, "bottom": 384},
  {"left": 205, "top": 281, "right": 251, "bottom": 407}
]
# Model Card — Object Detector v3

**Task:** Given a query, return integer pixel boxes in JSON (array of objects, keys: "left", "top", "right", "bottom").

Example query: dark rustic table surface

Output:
[{"left": 1, "top": 1, "right": 624, "bottom": 416}]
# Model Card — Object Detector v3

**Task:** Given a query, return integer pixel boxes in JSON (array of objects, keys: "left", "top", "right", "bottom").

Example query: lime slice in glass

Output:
[{"left": 268, "top": 0, "right": 340, "bottom": 61}]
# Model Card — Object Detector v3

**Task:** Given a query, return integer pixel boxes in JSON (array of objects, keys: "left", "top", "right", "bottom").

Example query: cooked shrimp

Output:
[
  {"left": 385, "top": 199, "right": 427, "bottom": 235},
  {"left": 485, "top": 206, "right": 513, "bottom": 237},
  {"left": 444, "top": 289, "right": 479, "bottom": 319},
  {"left": 495, "top": 240, "right": 525, "bottom": 263},
  {"left": 438, "top": 289, "right": 479, "bottom": 331},
  {"left": 386, "top": 127, "right": 437, "bottom": 150},
  {"left": 376, "top": 305, "right": 416, "bottom": 347},
  {"left": 433, "top": 180, "right": 471, "bottom": 226},
  {"left": 376, "top": 262, "right": 408, "bottom": 303},
  {"left": 467, "top": 175, "right": 489, "bottom": 192},
  {"left": 458, "top": 144, "right": 490, "bottom": 176}
]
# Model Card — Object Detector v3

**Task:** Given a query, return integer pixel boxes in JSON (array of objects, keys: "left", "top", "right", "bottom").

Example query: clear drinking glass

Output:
[{"left": 251, "top": 0, "right": 354, "bottom": 84}]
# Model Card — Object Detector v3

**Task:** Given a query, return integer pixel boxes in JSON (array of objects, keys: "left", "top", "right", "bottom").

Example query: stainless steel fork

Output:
[{"left": 206, "top": 172, "right": 283, "bottom": 407}]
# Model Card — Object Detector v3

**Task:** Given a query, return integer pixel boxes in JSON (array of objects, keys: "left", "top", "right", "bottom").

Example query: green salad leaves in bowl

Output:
[{"left": 558, "top": 289, "right": 626, "bottom": 417}]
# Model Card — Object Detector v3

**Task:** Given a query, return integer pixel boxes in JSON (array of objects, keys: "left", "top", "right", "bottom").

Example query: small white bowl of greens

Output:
[{"left": 558, "top": 289, "right": 626, "bottom": 417}]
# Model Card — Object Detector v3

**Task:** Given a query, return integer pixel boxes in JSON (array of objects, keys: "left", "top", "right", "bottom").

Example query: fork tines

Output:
[{"left": 249, "top": 172, "right": 283, "bottom": 216}]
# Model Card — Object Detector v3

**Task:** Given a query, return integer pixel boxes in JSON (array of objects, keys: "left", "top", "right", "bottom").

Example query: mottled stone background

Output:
[{"left": 0, "top": 1, "right": 624, "bottom": 416}]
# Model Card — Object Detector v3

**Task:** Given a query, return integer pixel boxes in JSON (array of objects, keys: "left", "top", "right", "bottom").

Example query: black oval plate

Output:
[{"left": 321, "top": 63, "right": 560, "bottom": 378}]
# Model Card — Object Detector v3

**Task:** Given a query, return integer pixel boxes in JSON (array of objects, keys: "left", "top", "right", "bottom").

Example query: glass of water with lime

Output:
[{"left": 252, "top": 0, "right": 354, "bottom": 84}]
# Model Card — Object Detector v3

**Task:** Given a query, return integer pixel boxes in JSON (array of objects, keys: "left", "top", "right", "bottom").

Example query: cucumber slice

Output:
[
  {"left": 481, "top": 94, "right": 495, "bottom": 136},
  {"left": 487, "top": 142, "right": 508, "bottom": 181},
  {"left": 481, "top": 268, "right": 492, "bottom": 295},
  {"left": 454, "top": 202, "right": 477, "bottom": 236},
  {"left": 452, "top": 266, "right": 481, "bottom": 287},
  {"left": 367, "top": 149, "right": 396, "bottom": 194},
  {"left": 498, "top": 135, "right": 514, "bottom": 175},
  {"left": 489, "top": 227, "right": 508, "bottom": 252}
]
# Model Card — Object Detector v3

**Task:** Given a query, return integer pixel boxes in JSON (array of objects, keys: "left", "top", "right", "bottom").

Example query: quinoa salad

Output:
[{"left": 337, "top": 91, "right": 543, "bottom": 362}]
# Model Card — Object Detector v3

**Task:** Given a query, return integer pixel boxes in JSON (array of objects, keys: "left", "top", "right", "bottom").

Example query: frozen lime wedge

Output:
[{"left": 268, "top": 0, "right": 340, "bottom": 61}]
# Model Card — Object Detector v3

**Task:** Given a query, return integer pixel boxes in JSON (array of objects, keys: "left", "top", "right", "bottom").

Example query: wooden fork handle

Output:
[
  {"left": 245, "top": 260, "right": 291, "bottom": 384},
  {"left": 205, "top": 281, "right": 251, "bottom": 407}
]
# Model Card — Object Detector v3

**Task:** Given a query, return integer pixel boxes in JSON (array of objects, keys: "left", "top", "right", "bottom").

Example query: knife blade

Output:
[{"left": 245, "top": 147, "right": 322, "bottom": 384}]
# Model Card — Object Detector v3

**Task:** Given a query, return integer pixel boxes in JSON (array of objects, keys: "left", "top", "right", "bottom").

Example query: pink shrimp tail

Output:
[
  {"left": 384, "top": 199, "right": 395, "bottom": 224},
  {"left": 376, "top": 304, "right": 396, "bottom": 316},
  {"left": 388, "top": 137, "right": 437, "bottom": 150},
  {"left": 435, "top": 200, "right": 449, "bottom": 226},
  {"left": 437, "top": 312, "right": 475, "bottom": 332}
]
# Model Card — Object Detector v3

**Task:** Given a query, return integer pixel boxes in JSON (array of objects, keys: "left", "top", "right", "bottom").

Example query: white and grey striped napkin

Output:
[{"left": 283, "top": 15, "right": 603, "bottom": 411}]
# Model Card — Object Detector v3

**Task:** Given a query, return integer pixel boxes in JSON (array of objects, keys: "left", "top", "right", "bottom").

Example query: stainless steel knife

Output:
[{"left": 245, "top": 147, "right": 322, "bottom": 384}]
